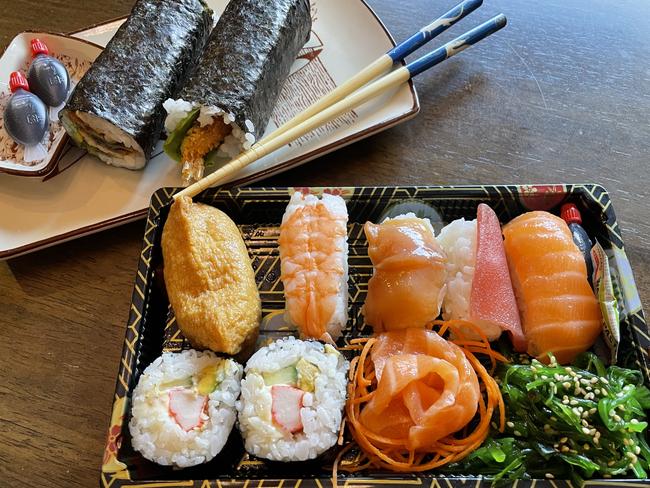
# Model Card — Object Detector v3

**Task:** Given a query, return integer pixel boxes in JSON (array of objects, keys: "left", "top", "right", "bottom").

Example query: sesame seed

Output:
[
  {"left": 614, "top": 414, "right": 622, "bottom": 422},
  {"left": 531, "top": 366, "right": 538, "bottom": 372},
  {"left": 580, "top": 379, "right": 590, "bottom": 385},
  {"left": 578, "top": 406, "right": 584, "bottom": 412},
  {"left": 582, "top": 411, "right": 590, "bottom": 418},
  {"left": 507, "top": 421, "right": 515, "bottom": 428},
  {"left": 551, "top": 416, "right": 557, "bottom": 421},
  {"left": 608, "top": 460, "right": 615, "bottom": 466},
  {"left": 589, "top": 408, "right": 597, "bottom": 414},
  {"left": 603, "top": 474, "right": 612, "bottom": 478},
  {"left": 582, "top": 427, "right": 591, "bottom": 434},
  {"left": 583, "top": 444, "right": 590, "bottom": 450},
  {"left": 545, "top": 473, "right": 555, "bottom": 479},
  {"left": 561, "top": 446, "right": 570, "bottom": 452},
  {"left": 594, "top": 431, "right": 601, "bottom": 439},
  {"left": 618, "top": 404, "right": 626, "bottom": 412},
  {"left": 570, "top": 400, "right": 579, "bottom": 406},
  {"left": 560, "top": 437, "right": 568, "bottom": 443},
  {"left": 565, "top": 367, "right": 573, "bottom": 372},
  {"left": 594, "top": 437, "right": 600, "bottom": 445},
  {"left": 563, "top": 382, "right": 572, "bottom": 389},
  {"left": 544, "top": 424, "right": 551, "bottom": 430},
  {"left": 581, "top": 419, "right": 589, "bottom": 427},
  {"left": 629, "top": 463, "right": 635, "bottom": 469},
  {"left": 554, "top": 374, "right": 562, "bottom": 381},
  {"left": 562, "top": 399, "right": 570, "bottom": 405},
  {"left": 590, "top": 377, "right": 599, "bottom": 384},
  {"left": 635, "top": 446, "right": 642, "bottom": 455},
  {"left": 514, "top": 430, "right": 522, "bottom": 436},
  {"left": 594, "top": 388, "right": 601, "bottom": 395},
  {"left": 601, "top": 378, "right": 609, "bottom": 384},
  {"left": 491, "top": 422, "right": 498, "bottom": 429},
  {"left": 609, "top": 410, "right": 616, "bottom": 417},
  {"left": 586, "top": 386, "right": 593, "bottom": 391},
  {"left": 617, "top": 392, "right": 624, "bottom": 398},
  {"left": 553, "top": 443, "right": 559, "bottom": 448},
  {"left": 624, "top": 438, "right": 630, "bottom": 446},
  {"left": 590, "top": 428, "right": 597, "bottom": 435},
  {"left": 572, "top": 407, "right": 581, "bottom": 416},
  {"left": 585, "top": 392, "right": 595, "bottom": 400},
  {"left": 541, "top": 375, "right": 548, "bottom": 380},
  {"left": 631, "top": 419, "right": 639, "bottom": 424}
]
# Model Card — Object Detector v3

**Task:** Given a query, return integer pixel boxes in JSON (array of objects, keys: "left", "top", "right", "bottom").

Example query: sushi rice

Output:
[
  {"left": 437, "top": 218, "right": 477, "bottom": 322},
  {"left": 237, "top": 337, "right": 349, "bottom": 461},
  {"left": 129, "top": 349, "right": 242, "bottom": 468}
]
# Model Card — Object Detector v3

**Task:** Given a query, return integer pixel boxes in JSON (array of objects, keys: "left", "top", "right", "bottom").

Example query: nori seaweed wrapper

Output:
[
  {"left": 61, "top": 0, "right": 213, "bottom": 165},
  {"left": 177, "top": 0, "right": 311, "bottom": 141}
]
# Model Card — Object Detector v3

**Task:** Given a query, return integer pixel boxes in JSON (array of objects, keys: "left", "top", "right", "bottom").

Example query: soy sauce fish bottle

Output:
[
  {"left": 27, "top": 38, "right": 70, "bottom": 120},
  {"left": 561, "top": 203, "right": 594, "bottom": 284},
  {"left": 3, "top": 71, "right": 49, "bottom": 162}
]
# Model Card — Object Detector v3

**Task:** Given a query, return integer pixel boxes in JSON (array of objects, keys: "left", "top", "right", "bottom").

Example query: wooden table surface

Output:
[{"left": 1, "top": 0, "right": 648, "bottom": 486}]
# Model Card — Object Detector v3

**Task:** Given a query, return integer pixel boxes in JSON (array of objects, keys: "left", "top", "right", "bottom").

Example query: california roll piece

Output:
[
  {"left": 163, "top": 0, "right": 311, "bottom": 184},
  {"left": 61, "top": 0, "right": 213, "bottom": 169},
  {"left": 279, "top": 192, "right": 349, "bottom": 343},
  {"left": 129, "top": 350, "right": 243, "bottom": 468},
  {"left": 237, "top": 337, "right": 349, "bottom": 461}
]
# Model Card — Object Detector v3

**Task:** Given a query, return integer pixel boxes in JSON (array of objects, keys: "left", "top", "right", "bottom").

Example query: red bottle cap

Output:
[
  {"left": 31, "top": 38, "right": 49, "bottom": 57},
  {"left": 9, "top": 71, "right": 29, "bottom": 92},
  {"left": 561, "top": 203, "right": 582, "bottom": 225}
]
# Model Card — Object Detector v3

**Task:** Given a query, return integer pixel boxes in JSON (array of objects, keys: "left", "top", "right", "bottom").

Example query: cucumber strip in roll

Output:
[
  {"left": 61, "top": 0, "right": 213, "bottom": 170},
  {"left": 163, "top": 0, "right": 311, "bottom": 184}
]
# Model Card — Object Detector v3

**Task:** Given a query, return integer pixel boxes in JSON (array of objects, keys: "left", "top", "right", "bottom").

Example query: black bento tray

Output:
[{"left": 101, "top": 185, "right": 649, "bottom": 488}]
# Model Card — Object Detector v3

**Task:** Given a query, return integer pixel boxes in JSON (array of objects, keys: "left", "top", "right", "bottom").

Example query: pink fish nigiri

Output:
[
  {"left": 438, "top": 204, "right": 525, "bottom": 351},
  {"left": 470, "top": 204, "right": 526, "bottom": 351}
]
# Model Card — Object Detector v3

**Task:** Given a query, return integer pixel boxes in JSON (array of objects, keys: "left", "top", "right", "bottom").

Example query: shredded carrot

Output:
[{"left": 339, "top": 320, "right": 507, "bottom": 474}]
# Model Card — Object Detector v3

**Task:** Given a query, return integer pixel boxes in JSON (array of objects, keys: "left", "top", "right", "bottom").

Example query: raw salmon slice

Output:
[
  {"left": 503, "top": 211, "right": 602, "bottom": 364},
  {"left": 359, "top": 328, "right": 480, "bottom": 450},
  {"left": 363, "top": 215, "right": 447, "bottom": 332}
]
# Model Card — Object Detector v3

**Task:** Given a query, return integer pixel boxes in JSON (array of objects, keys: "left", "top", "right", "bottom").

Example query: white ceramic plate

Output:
[
  {"left": 0, "top": 32, "right": 101, "bottom": 177},
  {"left": 0, "top": 0, "right": 418, "bottom": 259}
]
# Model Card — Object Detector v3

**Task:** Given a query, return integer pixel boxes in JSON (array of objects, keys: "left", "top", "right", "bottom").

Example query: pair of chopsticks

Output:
[{"left": 175, "top": 0, "right": 506, "bottom": 200}]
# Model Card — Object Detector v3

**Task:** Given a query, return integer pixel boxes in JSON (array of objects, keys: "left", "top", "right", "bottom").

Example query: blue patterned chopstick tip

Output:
[
  {"left": 406, "top": 14, "right": 507, "bottom": 78},
  {"left": 387, "top": 0, "right": 483, "bottom": 62}
]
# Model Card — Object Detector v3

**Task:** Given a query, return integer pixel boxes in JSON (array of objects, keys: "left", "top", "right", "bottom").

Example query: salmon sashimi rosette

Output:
[{"left": 345, "top": 324, "right": 505, "bottom": 472}]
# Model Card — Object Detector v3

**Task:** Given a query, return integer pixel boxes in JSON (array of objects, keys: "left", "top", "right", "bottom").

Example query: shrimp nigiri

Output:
[
  {"left": 362, "top": 213, "right": 447, "bottom": 332},
  {"left": 503, "top": 211, "right": 602, "bottom": 364},
  {"left": 278, "top": 192, "right": 349, "bottom": 342}
]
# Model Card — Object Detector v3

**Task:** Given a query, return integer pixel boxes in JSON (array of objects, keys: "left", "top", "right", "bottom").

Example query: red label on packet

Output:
[{"left": 591, "top": 241, "right": 620, "bottom": 364}]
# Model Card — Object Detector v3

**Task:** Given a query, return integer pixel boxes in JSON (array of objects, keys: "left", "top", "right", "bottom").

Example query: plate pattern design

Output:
[{"left": 101, "top": 185, "right": 649, "bottom": 488}]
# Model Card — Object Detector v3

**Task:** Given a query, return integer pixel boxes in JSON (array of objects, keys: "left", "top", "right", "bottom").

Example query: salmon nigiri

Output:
[
  {"left": 279, "top": 192, "right": 349, "bottom": 342},
  {"left": 437, "top": 204, "right": 525, "bottom": 350},
  {"left": 359, "top": 328, "right": 480, "bottom": 450},
  {"left": 362, "top": 213, "right": 447, "bottom": 332},
  {"left": 503, "top": 211, "right": 602, "bottom": 364}
]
